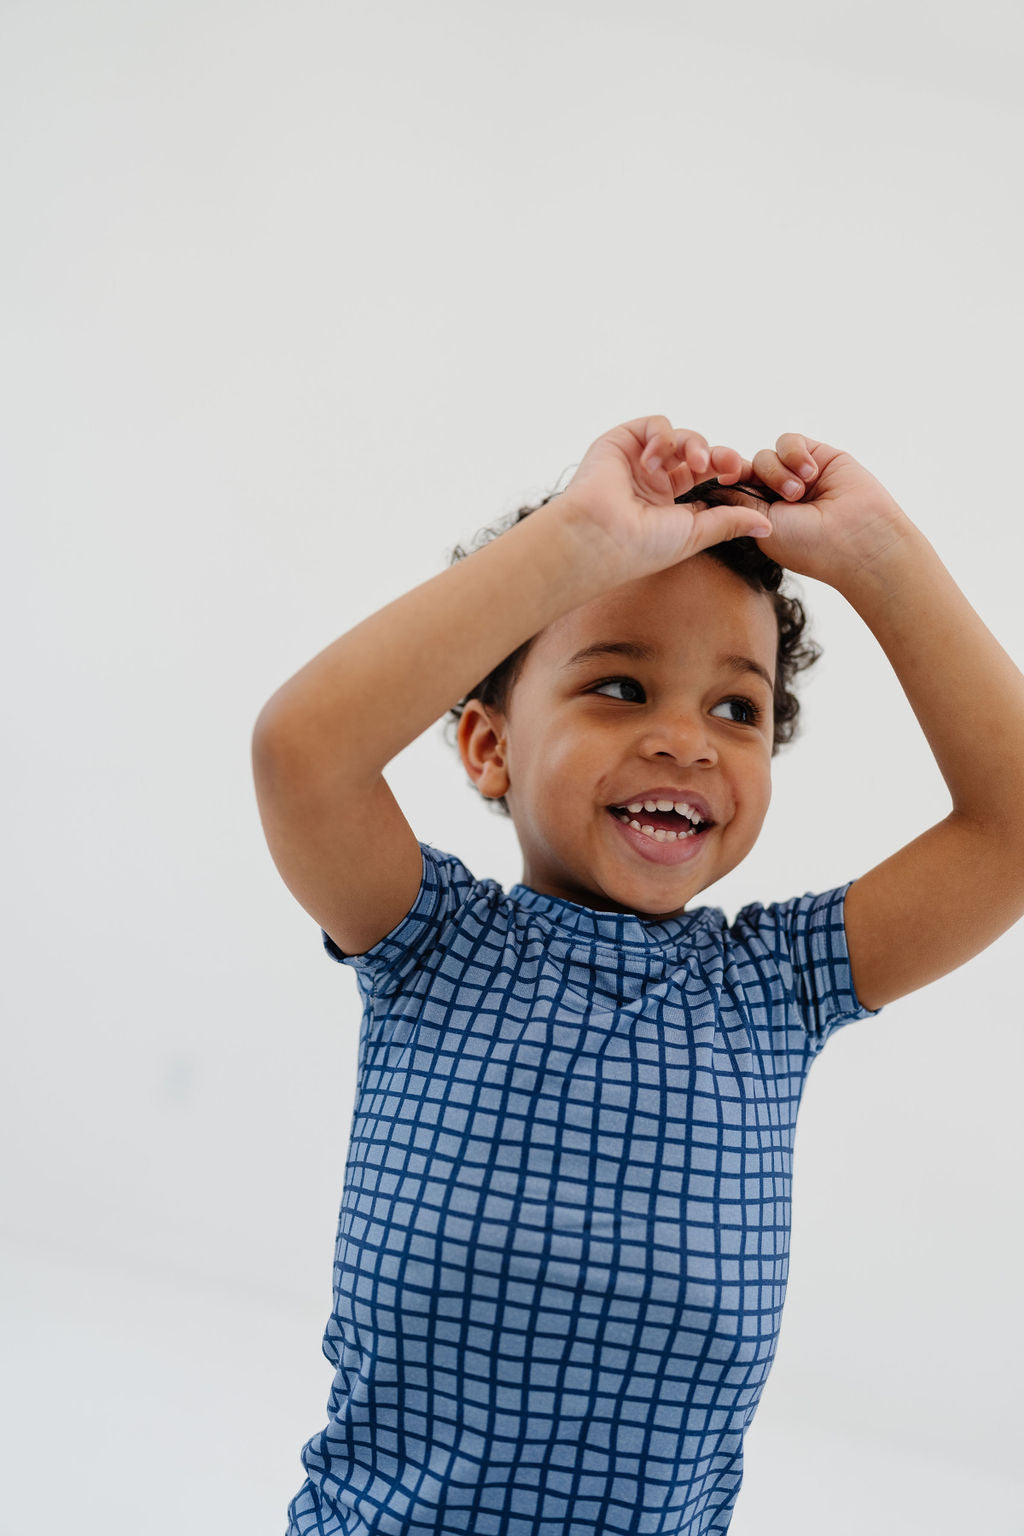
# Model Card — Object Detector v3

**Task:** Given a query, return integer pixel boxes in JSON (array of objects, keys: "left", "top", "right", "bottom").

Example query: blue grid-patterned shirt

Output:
[{"left": 287, "top": 841, "right": 881, "bottom": 1536}]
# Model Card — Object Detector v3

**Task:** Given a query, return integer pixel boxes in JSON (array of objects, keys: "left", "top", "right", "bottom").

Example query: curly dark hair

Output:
[{"left": 442, "top": 477, "right": 823, "bottom": 817}]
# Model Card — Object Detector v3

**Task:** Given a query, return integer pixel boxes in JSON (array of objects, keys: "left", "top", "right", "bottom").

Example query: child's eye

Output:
[
  {"left": 589, "top": 680, "right": 763, "bottom": 726},
  {"left": 710, "top": 696, "right": 763, "bottom": 725},
  {"left": 589, "top": 676, "right": 645, "bottom": 701}
]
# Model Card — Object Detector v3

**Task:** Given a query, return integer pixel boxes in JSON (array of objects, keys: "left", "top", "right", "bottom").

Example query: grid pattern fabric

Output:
[{"left": 286, "top": 841, "right": 881, "bottom": 1536}]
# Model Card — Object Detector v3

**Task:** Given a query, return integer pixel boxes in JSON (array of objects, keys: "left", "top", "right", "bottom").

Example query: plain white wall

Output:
[{"left": 2, "top": 1, "right": 1022, "bottom": 1531}]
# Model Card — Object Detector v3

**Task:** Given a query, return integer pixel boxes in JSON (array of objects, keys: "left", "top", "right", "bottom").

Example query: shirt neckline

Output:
[{"left": 505, "top": 881, "right": 717, "bottom": 951}]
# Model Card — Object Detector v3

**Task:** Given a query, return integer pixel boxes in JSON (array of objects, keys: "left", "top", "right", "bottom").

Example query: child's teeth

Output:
[{"left": 624, "top": 815, "right": 697, "bottom": 842}]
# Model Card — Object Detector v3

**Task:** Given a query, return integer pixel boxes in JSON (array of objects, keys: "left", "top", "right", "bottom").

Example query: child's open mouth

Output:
[{"left": 606, "top": 804, "right": 714, "bottom": 865}]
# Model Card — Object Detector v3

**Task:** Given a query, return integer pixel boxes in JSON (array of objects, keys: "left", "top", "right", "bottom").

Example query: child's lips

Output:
[{"left": 606, "top": 806, "right": 713, "bottom": 865}]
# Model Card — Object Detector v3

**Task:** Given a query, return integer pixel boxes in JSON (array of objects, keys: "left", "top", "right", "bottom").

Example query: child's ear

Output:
[{"left": 456, "top": 701, "right": 511, "bottom": 801}]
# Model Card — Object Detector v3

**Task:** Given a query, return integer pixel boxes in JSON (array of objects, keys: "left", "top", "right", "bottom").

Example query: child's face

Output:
[{"left": 458, "top": 553, "right": 779, "bottom": 917}]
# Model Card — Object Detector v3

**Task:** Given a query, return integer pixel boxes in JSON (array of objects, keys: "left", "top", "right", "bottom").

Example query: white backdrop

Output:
[{"left": 2, "top": 1, "right": 1022, "bottom": 1532}]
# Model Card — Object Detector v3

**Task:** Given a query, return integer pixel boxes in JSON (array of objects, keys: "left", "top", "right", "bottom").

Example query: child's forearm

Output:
[
  {"left": 838, "top": 522, "right": 1024, "bottom": 843},
  {"left": 252, "top": 495, "right": 612, "bottom": 785}
]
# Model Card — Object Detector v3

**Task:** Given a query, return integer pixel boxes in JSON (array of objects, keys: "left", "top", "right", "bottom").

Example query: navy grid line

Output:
[{"left": 288, "top": 841, "right": 881, "bottom": 1536}]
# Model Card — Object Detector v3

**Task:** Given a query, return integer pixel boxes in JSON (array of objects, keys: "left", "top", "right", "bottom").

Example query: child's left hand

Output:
[{"left": 723, "top": 434, "right": 914, "bottom": 588}]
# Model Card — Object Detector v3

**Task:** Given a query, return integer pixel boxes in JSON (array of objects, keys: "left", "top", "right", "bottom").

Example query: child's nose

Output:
[{"left": 642, "top": 710, "right": 719, "bottom": 765}]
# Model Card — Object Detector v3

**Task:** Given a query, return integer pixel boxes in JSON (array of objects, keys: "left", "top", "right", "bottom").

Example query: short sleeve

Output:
[
  {"left": 320, "top": 840, "right": 486, "bottom": 998},
  {"left": 733, "top": 879, "right": 882, "bottom": 1051}
]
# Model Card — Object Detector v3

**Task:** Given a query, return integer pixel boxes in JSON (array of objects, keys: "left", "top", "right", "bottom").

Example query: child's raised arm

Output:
[
  {"left": 742, "top": 430, "right": 1024, "bottom": 1010},
  {"left": 250, "top": 415, "right": 772, "bottom": 955}
]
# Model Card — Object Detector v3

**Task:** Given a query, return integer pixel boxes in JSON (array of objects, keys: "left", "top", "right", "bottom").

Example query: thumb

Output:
[{"left": 688, "top": 502, "right": 772, "bottom": 554}]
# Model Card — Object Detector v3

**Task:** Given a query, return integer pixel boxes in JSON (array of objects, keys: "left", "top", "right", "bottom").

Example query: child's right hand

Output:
[{"left": 558, "top": 415, "right": 773, "bottom": 582}]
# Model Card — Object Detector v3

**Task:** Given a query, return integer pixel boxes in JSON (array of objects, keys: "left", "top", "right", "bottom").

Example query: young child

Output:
[{"left": 252, "top": 415, "right": 1024, "bottom": 1536}]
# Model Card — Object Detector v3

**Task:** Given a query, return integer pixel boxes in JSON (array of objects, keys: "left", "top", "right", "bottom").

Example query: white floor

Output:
[{"left": 2, "top": 1237, "right": 1020, "bottom": 1536}]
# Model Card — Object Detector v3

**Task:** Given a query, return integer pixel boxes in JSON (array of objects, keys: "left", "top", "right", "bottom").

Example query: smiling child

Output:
[
  {"left": 451, "top": 541, "right": 781, "bottom": 919},
  {"left": 253, "top": 415, "right": 1024, "bottom": 1536}
]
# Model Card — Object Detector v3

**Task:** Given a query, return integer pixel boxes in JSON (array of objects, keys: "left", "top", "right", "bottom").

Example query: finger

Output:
[
  {"left": 673, "top": 430, "right": 711, "bottom": 477},
  {"left": 666, "top": 442, "right": 746, "bottom": 498},
  {"left": 688, "top": 502, "right": 773, "bottom": 554},
  {"left": 706, "top": 445, "right": 747, "bottom": 484},
  {"left": 635, "top": 427, "right": 700, "bottom": 466},
  {"left": 773, "top": 434, "right": 819, "bottom": 491},
  {"left": 633, "top": 415, "right": 679, "bottom": 473},
  {"left": 752, "top": 447, "right": 814, "bottom": 500},
  {"left": 713, "top": 457, "right": 774, "bottom": 501},
  {"left": 642, "top": 427, "right": 710, "bottom": 479}
]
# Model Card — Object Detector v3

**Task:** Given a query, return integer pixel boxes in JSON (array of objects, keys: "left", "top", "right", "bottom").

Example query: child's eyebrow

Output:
[
  {"left": 562, "top": 641, "right": 774, "bottom": 691},
  {"left": 562, "top": 640, "right": 657, "bottom": 669},
  {"left": 720, "top": 652, "right": 775, "bottom": 691}
]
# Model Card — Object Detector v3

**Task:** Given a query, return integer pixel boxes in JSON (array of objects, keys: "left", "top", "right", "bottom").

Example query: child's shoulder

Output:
[{"left": 321, "top": 839, "right": 500, "bottom": 973}]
